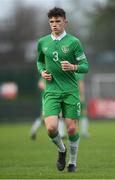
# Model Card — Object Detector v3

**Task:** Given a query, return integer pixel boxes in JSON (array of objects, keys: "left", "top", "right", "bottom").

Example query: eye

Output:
[
  {"left": 55, "top": 20, "right": 61, "bottom": 23},
  {"left": 50, "top": 21, "right": 54, "bottom": 23}
]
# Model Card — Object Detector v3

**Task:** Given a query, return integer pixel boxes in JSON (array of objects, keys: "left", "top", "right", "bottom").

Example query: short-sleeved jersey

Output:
[{"left": 37, "top": 33, "right": 89, "bottom": 93}]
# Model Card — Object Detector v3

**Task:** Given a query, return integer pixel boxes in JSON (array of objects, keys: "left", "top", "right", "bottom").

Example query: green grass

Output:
[{"left": 0, "top": 121, "right": 115, "bottom": 179}]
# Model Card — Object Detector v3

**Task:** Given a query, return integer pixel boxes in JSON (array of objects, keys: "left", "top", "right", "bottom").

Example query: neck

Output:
[{"left": 52, "top": 31, "right": 64, "bottom": 38}]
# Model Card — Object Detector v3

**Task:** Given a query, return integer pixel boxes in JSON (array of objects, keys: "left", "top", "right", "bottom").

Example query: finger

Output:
[
  {"left": 62, "top": 67, "right": 67, "bottom": 71},
  {"left": 47, "top": 77, "right": 52, "bottom": 81},
  {"left": 62, "top": 65, "right": 68, "bottom": 70},
  {"left": 46, "top": 74, "right": 52, "bottom": 79},
  {"left": 61, "top": 60, "right": 68, "bottom": 64}
]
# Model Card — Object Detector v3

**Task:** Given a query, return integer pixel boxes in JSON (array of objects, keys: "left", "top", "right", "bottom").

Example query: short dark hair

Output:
[{"left": 47, "top": 7, "right": 66, "bottom": 19}]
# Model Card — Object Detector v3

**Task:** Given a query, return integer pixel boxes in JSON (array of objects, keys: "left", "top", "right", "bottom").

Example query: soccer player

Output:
[
  {"left": 37, "top": 7, "right": 89, "bottom": 172},
  {"left": 77, "top": 73, "right": 90, "bottom": 138}
]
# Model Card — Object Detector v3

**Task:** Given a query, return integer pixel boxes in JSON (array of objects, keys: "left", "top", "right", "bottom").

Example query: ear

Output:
[{"left": 65, "top": 20, "right": 68, "bottom": 24}]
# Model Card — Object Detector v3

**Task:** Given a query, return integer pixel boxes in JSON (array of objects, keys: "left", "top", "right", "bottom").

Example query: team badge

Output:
[{"left": 61, "top": 46, "right": 69, "bottom": 53}]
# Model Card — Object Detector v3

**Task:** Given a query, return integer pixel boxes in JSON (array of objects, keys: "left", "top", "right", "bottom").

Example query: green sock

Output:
[{"left": 69, "top": 132, "right": 80, "bottom": 142}]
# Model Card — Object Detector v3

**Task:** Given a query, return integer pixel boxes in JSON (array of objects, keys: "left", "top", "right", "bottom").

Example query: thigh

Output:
[
  {"left": 44, "top": 115, "right": 59, "bottom": 130},
  {"left": 43, "top": 92, "right": 61, "bottom": 117},
  {"left": 62, "top": 93, "right": 81, "bottom": 119}
]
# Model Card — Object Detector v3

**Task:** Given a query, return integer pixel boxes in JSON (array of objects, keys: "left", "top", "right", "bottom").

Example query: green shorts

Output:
[{"left": 43, "top": 92, "right": 81, "bottom": 119}]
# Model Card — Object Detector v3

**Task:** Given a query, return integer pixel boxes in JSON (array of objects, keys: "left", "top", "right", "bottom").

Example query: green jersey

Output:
[{"left": 37, "top": 33, "right": 89, "bottom": 93}]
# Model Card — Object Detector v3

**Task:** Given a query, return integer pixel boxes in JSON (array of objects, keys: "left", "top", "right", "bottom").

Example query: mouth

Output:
[{"left": 53, "top": 28, "right": 58, "bottom": 31}]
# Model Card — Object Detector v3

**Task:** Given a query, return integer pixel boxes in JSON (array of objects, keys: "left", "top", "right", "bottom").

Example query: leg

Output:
[
  {"left": 80, "top": 117, "right": 90, "bottom": 137},
  {"left": 44, "top": 115, "right": 66, "bottom": 171},
  {"left": 58, "top": 118, "right": 66, "bottom": 138},
  {"left": 65, "top": 118, "right": 80, "bottom": 172},
  {"left": 80, "top": 102, "right": 90, "bottom": 138},
  {"left": 58, "top": 112, "right": 66, "bottom": 138},
  {"left": 30, "top": 117, "right": 42, "bottom": 139}
]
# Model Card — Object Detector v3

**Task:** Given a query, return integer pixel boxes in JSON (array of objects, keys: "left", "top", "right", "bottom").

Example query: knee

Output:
[
  {"left": 47, "top": 126, "right": 56, "bottom": 135},
  {"left": 67, "top": 125, "right": 76, "bottom": 136}
]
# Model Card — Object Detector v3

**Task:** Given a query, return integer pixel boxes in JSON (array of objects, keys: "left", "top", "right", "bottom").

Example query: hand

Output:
[
  {"left": 61, "top": 61, "right": 76, "bottom": 71},
  {"left": 41, "top": 70, "right": 52, "bottom": 81}
]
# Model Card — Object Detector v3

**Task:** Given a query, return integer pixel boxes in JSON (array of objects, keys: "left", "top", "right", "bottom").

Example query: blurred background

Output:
[{"left": 0, "top": 0, "right": 115, "bottom": 123}]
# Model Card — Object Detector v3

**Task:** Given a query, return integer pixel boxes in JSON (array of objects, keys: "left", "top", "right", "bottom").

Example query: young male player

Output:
[{"left": 37, "top": 7, "right": 89, "bottom": 172}]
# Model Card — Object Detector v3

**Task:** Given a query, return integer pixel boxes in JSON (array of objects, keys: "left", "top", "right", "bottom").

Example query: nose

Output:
[{"left": 53, "top": 22, "right": 57, "bottom": 27}]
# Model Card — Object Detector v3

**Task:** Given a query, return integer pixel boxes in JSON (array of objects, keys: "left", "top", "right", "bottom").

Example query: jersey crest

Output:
[{"left": 61, "top": 46, "right": 69, "bottom": 53}]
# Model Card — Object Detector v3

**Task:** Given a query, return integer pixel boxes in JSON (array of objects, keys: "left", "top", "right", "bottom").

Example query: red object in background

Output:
[
  {"left": 0, "top": 82, "right": 18, "bottom": 99},
  {"left": 88, "top": 98, "right": 115, "bottom": 119}
]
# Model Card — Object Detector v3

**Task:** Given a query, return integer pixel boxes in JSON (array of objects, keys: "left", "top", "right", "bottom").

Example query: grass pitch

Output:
[{"left": 0, "top": 120, "right": 115, "bottom": 179}]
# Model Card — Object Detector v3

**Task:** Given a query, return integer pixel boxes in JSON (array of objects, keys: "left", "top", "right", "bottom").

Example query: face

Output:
[{"left": 49, "top": 16, "right": 67, "bottom": 36}]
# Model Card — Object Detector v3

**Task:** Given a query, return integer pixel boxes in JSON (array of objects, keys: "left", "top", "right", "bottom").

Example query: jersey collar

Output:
[{"left": 51, "top": 31, "right": 67, "bottom": 41}]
